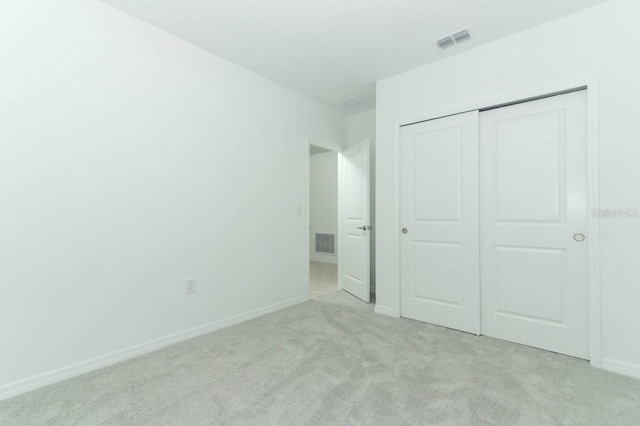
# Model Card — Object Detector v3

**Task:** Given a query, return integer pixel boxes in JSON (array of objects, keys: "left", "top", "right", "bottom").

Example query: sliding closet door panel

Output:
[
  {"left": 400, "top": 111, "right": 480, "bottom": 335},
  {"left": 480, "top": 90, "right": 589, "bottom": 359}
]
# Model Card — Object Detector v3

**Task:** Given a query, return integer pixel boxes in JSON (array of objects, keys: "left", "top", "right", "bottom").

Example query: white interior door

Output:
[
  {"left": 480, "top": 90, "right": 589, "bottom": 359},
  {"left": 340, "top": 139, "right": 370, "bottom": 302},
  {"left": 400, "top": 111, "right": 480, "bottom": 334}
]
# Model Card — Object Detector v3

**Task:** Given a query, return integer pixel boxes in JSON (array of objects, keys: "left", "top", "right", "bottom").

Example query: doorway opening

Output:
[{"left": 309, "top": 144, "right": 339, "bottom": 299}]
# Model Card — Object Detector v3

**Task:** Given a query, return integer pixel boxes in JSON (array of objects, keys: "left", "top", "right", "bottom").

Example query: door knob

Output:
[
  {"left": 574, "top": 233, "right": 585, "bottom": 242},
  {"left": 402, "top": 228, "right": 408, "bottom": 234},
  {"left": 356, "top": 226, "right": 367, "bottom": 230}
]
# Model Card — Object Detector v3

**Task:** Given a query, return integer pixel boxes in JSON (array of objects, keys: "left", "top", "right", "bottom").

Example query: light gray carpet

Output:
[{"left": 2, "top": 291, "right": 640, "bottom": 425}]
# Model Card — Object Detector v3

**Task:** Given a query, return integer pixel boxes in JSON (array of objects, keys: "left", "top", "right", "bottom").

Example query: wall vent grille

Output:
[{"left": 315, "top": 233, "right": 336, "bottom": 255}]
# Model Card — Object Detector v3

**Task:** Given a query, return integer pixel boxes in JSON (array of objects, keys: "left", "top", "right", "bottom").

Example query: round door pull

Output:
[
  {"left": 402, "top": 228, "right": 408, "bottom": 234},
  {"left": 574, "top": 233, "right": 586, "bottom": 242}
]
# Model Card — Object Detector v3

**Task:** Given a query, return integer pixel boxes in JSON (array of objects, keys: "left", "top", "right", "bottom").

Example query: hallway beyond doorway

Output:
[{"left": 309, "top": 261, "right": 338, "bottom": 299}]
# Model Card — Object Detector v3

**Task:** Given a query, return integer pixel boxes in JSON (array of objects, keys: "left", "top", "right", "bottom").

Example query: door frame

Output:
[
  {"left": 392, "top": 76, "right": 602, "bottom": 368},
  {"left": 305, "top": 137, "right": 343, "bottom": 300}
]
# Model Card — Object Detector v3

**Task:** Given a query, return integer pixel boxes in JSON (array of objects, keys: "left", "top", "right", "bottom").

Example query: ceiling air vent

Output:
[
  {"left": 340, "top": 96, "right": 369, "bottom": 110},
  {"left": 436, "top": 28, "right": 471, "bottom": 49},
  {"left": 452, "top": 29, "right": 471, "bottom": 43},
  {"left": 436, "top": 36, "right": 455, "bottom": 49}
]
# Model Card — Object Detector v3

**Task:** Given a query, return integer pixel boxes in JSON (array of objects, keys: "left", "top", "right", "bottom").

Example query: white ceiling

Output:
[{"left": 100, "top": 0, "right": 611, "bottom": 114}]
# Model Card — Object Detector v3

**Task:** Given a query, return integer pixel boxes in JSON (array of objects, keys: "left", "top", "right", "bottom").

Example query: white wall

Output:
[
  {"left": 309, "top": 151, "right": 338, "bottom": 264},
  {"left": 0, "top": 0, "right": 346, "bottom": 396},
  {"left": 375, "top": 0, "right": 640, "bottom": 377},
  {"left": 347, "top": 109, "right": 377, "bottom": 292},
  {"left": 347, "top": 109, "right": 376, "bottom": 146}
]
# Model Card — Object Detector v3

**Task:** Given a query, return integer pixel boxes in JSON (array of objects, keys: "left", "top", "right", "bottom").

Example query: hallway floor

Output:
[{"left": 309, "top": 261, "right": 338, "bottom": 299}]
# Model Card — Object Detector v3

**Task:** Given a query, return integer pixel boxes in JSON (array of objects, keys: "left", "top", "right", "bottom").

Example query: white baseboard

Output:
[
  {"left": 374, "top": 304, "right": 398, "bottom": 318},
  {"left": 0, "top": 296, "right": 307, "bottom": 402},
  {"left": 602, "top": 358, "right": 640, "bottom": 380},
  {"left": 309, "top": 255, "right": 337, "bottom": 265}
]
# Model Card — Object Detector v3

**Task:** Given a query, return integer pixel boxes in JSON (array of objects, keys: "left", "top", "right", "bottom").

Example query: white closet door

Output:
[
  {"left": 400, "top": 111, "right": 480, "bottom": 335},
  {"left": 480, "top": 90, "right": 589, "bottom": 359}
]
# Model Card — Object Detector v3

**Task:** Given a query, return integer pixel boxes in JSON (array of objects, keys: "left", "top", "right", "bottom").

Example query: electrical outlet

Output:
[{"left": 186, "top": 279, "right": 196, "bottom": 294}]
